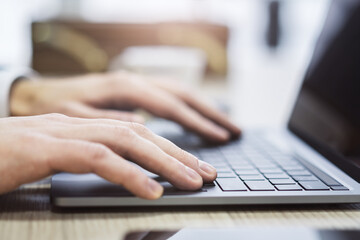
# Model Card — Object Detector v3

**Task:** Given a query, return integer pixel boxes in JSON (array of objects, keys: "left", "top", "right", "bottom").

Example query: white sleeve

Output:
[{"left": 0, "top": 67, "right": 37, "bottom": 117}]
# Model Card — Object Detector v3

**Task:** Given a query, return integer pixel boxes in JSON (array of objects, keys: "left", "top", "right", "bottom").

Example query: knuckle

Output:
[
  {"left": 85, "top": 143, "right": 109, "bottom": 162},
  {"left": 104, "top": 75, "right": 121, "bottom": 90},
  {"left": 129, "top": 122, "right": 151, "bottom": 136},
  {"left": 105, "top": 72, "right": 139, "bottom": 91},
  {"left": 114, "top": 125, "right": 137, "bottom": 139},
  {"left": 112, "top": 126, "right": 139, "bottom": 156},
  {"left": 42, "top": 113, "right": 68, "bottom": 121}
]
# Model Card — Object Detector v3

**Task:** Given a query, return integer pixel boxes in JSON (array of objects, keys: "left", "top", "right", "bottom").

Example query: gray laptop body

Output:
[{"left": 51, "top": 0, "right": 360, "bottom": 207}]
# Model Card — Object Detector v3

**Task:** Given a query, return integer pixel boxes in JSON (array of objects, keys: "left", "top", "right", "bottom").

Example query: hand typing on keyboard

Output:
[
  {"left": 0, "top": 114, "right": 219, "bottom": 199},
  {"left": 10, "top": 71, "right": 241, "bottom": 142},
  {"left": 3, "top": 70, "right": 242, "bottom": 199}
]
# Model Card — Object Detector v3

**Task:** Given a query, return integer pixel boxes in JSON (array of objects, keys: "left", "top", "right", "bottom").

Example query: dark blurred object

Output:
[
  {"left": 266, "top": 0, "right": 281, "bottom": 48},
  {"left": 31, "top": 21, "right": 229, "bottom": 76}
]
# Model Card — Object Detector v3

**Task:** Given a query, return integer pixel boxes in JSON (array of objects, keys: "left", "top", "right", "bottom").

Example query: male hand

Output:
[
  {"left": 10, "top": 71, "right": 241, "bottom": 142},
  {"left": 0, "top": 114, "right": 217, "bottom": 199}
]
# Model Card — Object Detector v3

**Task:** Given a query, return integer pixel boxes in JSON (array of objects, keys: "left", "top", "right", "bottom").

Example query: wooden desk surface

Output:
[{"left": 1, "top": 179, "right": 360, "bottom": 240}]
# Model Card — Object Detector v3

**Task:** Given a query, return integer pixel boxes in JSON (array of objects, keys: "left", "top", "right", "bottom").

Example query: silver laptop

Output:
[{"left": 51, "top": 0, "right": 360, "bottom": 207}]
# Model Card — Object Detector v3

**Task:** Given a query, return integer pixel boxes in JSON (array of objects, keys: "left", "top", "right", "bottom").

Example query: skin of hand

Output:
[
  {"left": 0, "top": 114, "right": 218, "bottom": 199},
  {"left": 10, "top": 71, "right": 241, "bottom": 143}
]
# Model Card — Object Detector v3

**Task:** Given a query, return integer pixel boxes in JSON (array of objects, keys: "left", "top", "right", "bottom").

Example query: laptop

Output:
[{"left": 51, "top": 0, "right": 360, "bottom": 207}]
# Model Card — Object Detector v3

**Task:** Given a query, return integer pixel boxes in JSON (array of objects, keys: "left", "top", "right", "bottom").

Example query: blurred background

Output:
[{"left": 0, "top": 0, "right": 331, "bottom": 128}]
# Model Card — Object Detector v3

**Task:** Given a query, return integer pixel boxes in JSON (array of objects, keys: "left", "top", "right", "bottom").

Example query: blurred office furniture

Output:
[
  {"left": 112, "top": 46, "right": 207, "bottom": 87},
  {"left": 31, "top": 21, "right": 229, "bottom": 76}
]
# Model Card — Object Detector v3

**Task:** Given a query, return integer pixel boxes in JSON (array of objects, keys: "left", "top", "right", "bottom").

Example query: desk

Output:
[{"left": 0, "top": 178, "right": 360, "bottom": 240}]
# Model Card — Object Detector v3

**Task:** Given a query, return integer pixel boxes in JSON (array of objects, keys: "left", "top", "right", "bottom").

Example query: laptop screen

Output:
[{"left": 288, "top": 0, "right": 360, "bottom": 181}]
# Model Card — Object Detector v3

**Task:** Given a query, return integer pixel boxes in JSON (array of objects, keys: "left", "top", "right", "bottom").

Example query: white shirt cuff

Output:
[{"left": 0, "top": 67, "right": 37, "bottom": 117}]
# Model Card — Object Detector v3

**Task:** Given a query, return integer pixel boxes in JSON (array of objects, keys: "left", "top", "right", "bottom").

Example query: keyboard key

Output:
[
  {"left": 200, "top": 149, "right": 220, "bottom": 154},
  {"left": 227, "top": 160, "right": 249, "bottom": 165},
  {"left": 217, "top": 172, "right": 237, "bottom": 178},
  {"left": 282, "top": 165, "right": 305, "bottom": 171},
  {"left": 269, "top": 178, "right": 296, "bottom": 185},
  {"left": 200, "top": 153, "right": 222, "bottom": 158},
  {"left": 294, "top": 157, "right": 342, "bottom": 186},
  {"left": 245, "top": 181, "right": 275, "bottom": 191},
  {"left": 277, "top": 160, "right": 299, "bottom": 166},
  {"left": 203, "top": 182, "right": 216, "bottom": 187},
  {"left": 225, "top": 155, "right": 246, "bottom": 162},
  {"left": 216, "top": 167, "right": 233, "bottom": 172},
  {"left": 287, "top": 170, "right": 312, "bottom": 176},
  {"left": 298, "top": 181, "right": 330, "bottom": 190},
  {"left": 244, "top": 153, "right": 264, "bottom": 158},
  {"left": 210, "top": 163, "right": 229, "bottom": 168},
  {"left": 315, "top": 173, "right": 342, "bottom": 186},
  {"left": 203, "top": 158, "right": 222, "bottom": 164},
  {"left": 200, "top": 153, "right": 222, "bottom": 160},
  {"left": 228, "top": 160, "right": 252, "bottom": 165},
  {"left": 216, "top": 178, "right": 247, "bottom": 191},
  {"left": 264, "top": 173, "right": 290, "bottom": 179},
  {"left": 220, "top": 149, "right": 238, "bottom": 155},
  {"left": 331, "top": 185, "right": 349, "bottom": 191},
  {"left": 254, "top": 163, "right": 277, "bottom": 169},
  {"left": 232, "top": 165, "right": 256, "bottom": 170},
  {"left": 235, "top": 169, "right": 259, "bottom": 175},
  {"left": 275, "top": 184, "right": 303, "bottom": 191},
  {"left": 292, "top": 176, "right": 318, "bottom": 181},
  {"left": 239, "top": 175, "right": 265, "bottom": 181},
  {"left": 258, "top": 168, "right": 284, "bottom": 174},
  {"left": 251, "top": 160, "right": 273, "bottom": 165}
]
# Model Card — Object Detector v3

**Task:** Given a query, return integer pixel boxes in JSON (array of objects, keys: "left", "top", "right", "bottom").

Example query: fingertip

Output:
[
  {"left": 147, "top": 178, "right": 164, "bottom": 200},
  {"left": 199, "top": 161, "right": 217, "bottom": 181},
  {"left": 185, "top": 167, "right": 203, "bottom": 189},
  {"left": 231, "top": 126, "right": 242, "bottom": 138},
  {"left": 212, "top": 127, "right": 231, "bottom": 142}
]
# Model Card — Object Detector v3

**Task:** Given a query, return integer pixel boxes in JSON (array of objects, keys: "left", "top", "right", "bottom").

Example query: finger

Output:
[
  {"left": 127, "top": 85, "right": 230, "bottom": 142},
  {"left": 126, "top": 122, "right": 217, "bottom": 182},
  {"left": 46, "top": 124, "right": 204, "bottom": 191},
  {"left": 37, "top": 116, "right": 217, "bottom": 182},
  {"left": 178, "top": 94, "right": 241, "bottom": 137},
  {"left": 65, "top": 102, "right": 144, "bottom": 123},
  {"left": 151, "top": 79, "right": 241, "bottom": 137},
  {"left": 45, "top": 137, "right": 164, "bottom": 200}
]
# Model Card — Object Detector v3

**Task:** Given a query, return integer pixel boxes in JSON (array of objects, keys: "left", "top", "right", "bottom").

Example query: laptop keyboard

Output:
[{"left": 187, "top": 135, "right": 349, "bottom": 192}]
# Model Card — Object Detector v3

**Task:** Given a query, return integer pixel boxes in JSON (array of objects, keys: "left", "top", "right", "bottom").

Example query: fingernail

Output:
[
  {"left": 186, "top": 167, "right": 201, "bottom": 181},
  {"left": 199, "top": 161, "right": 217, "bottom": 175},
  {"left": 147, "top": 178, "right": 163, "bottom": 198}
]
